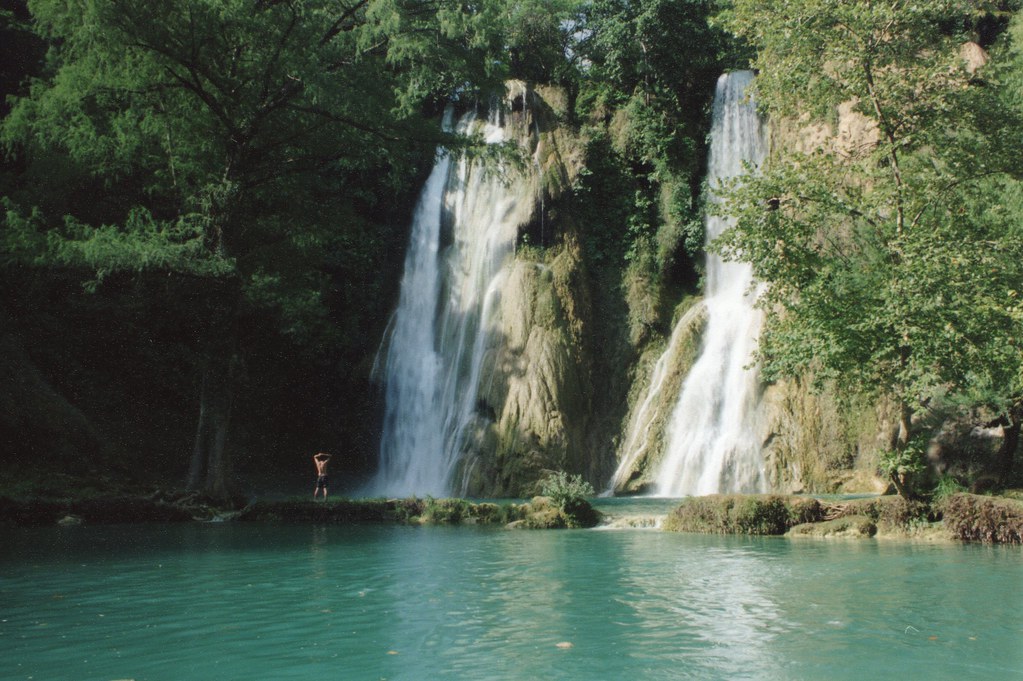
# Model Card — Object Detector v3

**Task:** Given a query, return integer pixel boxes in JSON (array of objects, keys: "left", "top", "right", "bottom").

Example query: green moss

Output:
[
  {"left": 822, "top": 496, "right": 930, "bottom": 530},
  {"left": 237, "top": 499, "right": 393, "bottom": 523},
  {"left": 662, "top": 494, "right": 824, "bottom": 535},
  {"left": 510, "top": 495, "right": 602, "bottom": 529},
  {"left": 788, "top": 515, "right": 877, "bottom": 538},
  {"left": 420, "top": 497, "right": 471, "bottom": 524},
  {"left": 938, "top": 493, "right": 1023, "bottom": 544}
]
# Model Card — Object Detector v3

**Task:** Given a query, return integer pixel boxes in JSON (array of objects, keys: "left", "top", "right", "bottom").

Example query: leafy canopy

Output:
[
  {"left": 714, "top": 0, "right": 1023, "bottom": 427},
  {"left": 2, "top": 0, "right": 513, "bottom": 338}
]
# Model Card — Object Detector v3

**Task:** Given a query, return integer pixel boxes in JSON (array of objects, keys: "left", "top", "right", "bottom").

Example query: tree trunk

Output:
[
  {"left": 185, "top": 370, "right": 210, "bottom": 491},
  {"left": 186, "top": 352, "right": 235, "bottom": 497},
  {"left": 997, "top": 405, "right": 1021, "bottom": 486},
  {"left": 888, "top": 398, "right": 916, "bottom": 499},
  {"left": 185, "top": 282, "right": 240, "bottom": 499},
  {"left": 204, "top": 370, "right": 234, "bottom": 498},
  {"left": 889, "top": 470, "right": 911, "bottom": 499},
  {"left": 897, "top": 399, "right": 913, "bottom": 449}
]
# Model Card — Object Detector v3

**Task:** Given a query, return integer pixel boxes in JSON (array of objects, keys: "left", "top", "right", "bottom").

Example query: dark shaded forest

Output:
[{"left": 2, "top": 0, "right": 1021, "bottom": 501}]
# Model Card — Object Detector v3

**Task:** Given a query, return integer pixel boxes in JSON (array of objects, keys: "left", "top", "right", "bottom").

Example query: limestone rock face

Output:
[
  {"left": 454, "top": 75, "right": 1014, "bottom": 499},
  {"left": 759, "top": 377, "right": 891, "bottom": 494},
  {"left": 462, "top": 257, "right": 589, "bottom": 497},
  {"left": 771, "top": 99, "right": 878, "bottom": 158},
  {"left": 607, "top": 300, "right": 707, "bottom": 495},
  {"left": 960, "top": 41, "right": 989, "bottom": 74},
  {"left": 0, "top": 308, "right": 108, "bottom": 467},
  {"left": 455, "top": 84, "right": 594, "bottom": 497}
]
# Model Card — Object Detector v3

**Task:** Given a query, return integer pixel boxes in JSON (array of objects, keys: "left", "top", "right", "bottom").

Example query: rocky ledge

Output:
[
  {"left": 0, "top": 494, "right": 602, "bottom": 530},
  {"left": 662, "top": 493, "right": 1023, "bottom": 544}
]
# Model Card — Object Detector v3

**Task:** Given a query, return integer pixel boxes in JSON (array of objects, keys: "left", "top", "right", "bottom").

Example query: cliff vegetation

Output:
[{"left": 1, "top": 0, "right": 1021, "bottom": 502}]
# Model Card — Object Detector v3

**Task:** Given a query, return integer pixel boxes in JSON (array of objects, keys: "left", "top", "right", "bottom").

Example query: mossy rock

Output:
[
  {"left": 788, "top": 515, "right": 877, "bottom": 539},
  {"left": 508, "top": 495, "right": 601, "bottom": 529},
  {"left": 938, "top": 493, "right": 1023, "bottom": 544},
  {"left": 663, "top": 494, "right": 824, "bottom": 535},
  {"left": 236, "top": 499, "right": 393, "bottom": 523},
  {"left": 821, "top": 495, "right": 929, "bottom": 530},
  {"left": 0, "top": 495, "right": 198, "bottom": 525},
  {"left": 419, "top": 498, "right": 471, "bottom": 524}
]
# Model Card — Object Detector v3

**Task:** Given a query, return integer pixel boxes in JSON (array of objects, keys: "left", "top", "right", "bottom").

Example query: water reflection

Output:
[{"left": 1, "top": 524, "right": 1020, "bottom": 681}]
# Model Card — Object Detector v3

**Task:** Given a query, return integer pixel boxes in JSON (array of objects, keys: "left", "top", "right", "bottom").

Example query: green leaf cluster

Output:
[
  {"left": 539, "top": 470, "right": 595, "bottom": 510},
  {"left": 0, "top": 0, "right": 529, "bottom": 486},
  {"left": 714, "top": 1, "right": 1023, "bottom": 438}
]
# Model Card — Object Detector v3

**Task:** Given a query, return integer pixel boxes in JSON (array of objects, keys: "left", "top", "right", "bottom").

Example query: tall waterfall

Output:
[
  {"left": 654, "top": 71, "right": 768, "bottom": 497},
  {"left": 369, "top": 104, "right": 532, "bottom": 497}
]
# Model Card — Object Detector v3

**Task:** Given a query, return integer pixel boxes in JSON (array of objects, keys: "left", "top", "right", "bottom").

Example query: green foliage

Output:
[
  {"left": 878, "top": 436, "right": 928, "bottom": 480},
  {"left": 1, "top": 0, "right": 516, "bottom": 320},
  {"left": 539, "top": 470, "right": 595, "bottom": 509},
  {"left": 392, "top": 498, "right": 426, "bottom": 523},
  {"left": 940, "top": 492, "right": 1023, "bottom": 543},
  {"left": 47, "top": 207, "right": 233, "bottom": 291},
  {"left": 504, "top": 0, "right": 584, "bottom": 84},
  {"left": 933, "top": 473, "right": 968, "bottom": 501},
  {"left": 420, "top": 497, "right": 471, "bottom": 524},
  {"left": 579, "top": 0, "right": 737, "bottom": 112},
  {"left": 714, "top": 1, "right": 1023, "bottom": 443},
  {"left": 663, "top": 494, "right": 822, "bottom": 535},
  {"left": 391, "top": 497, "right": 524, "bottom": 525},
  {"left": 565, "top": 0, "right": 740, "bottom": 357},
  {"left": 0, "top": 0, "right": 537, "bottom": 493},
  {"left": 364, "top": 0, "right": 512, "bottom": 111}
]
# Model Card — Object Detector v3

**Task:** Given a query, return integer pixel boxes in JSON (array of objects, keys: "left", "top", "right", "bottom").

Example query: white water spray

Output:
[
  {"left": 605, "top": 301, "right": 705, "bottom": 494},
  {"left": 654, "top": 71, "right": 768, "bottom": 497},
  {"left": 369, "top": 104, "right": 532, "bottom": 497}
]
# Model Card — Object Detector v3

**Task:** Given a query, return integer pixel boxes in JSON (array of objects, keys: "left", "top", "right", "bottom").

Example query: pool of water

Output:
[{"left": 2, "top": 517, "right": 1020, "bottom": 681}]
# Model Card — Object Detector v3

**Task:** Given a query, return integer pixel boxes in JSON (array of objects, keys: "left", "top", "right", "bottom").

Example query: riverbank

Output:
[
  {"left": 0, "top": 492, "right": 603, "bottom": 529},
  {"left": 661, "top": 493, "right": 1023, "bottom": 544},
  {"left": 2, "top": 489, "right": 1021, "bottom": 544}
]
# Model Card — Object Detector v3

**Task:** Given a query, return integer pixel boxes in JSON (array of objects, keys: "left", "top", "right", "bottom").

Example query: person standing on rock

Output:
[{"left": 312, "top": 452, "right": 332, "bottom": 501}]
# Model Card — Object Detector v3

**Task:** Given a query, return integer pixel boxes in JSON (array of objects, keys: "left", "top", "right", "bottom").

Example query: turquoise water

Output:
[{"left": 1, "top": 518, "right": 1021, "bottom": 681}]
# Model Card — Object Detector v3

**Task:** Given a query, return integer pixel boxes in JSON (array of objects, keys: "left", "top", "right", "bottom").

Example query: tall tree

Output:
[
  {"left": 2, "top": 0, "right": 506, "bottom": 496},
  {"left": 715, "top": 0, "right": 1023, "bottom": 493}
]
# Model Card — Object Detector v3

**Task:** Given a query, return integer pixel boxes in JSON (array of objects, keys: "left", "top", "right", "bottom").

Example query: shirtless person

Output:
[{"left": 312, "top": 452, "right": 332, "bottom": 500}]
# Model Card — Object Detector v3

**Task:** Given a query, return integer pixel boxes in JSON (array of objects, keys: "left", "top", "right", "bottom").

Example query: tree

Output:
[
  {"left": 503, "top": 0, "right": 583, "bottom": 85},
  {"left": 2, "top": 0, "right": 507, "bottom": 496},
  {"left": 714, "top": 0, "right": 1023, "bottom": 493},
  {"left": 569, "top": 0, "right": 741, "bottom": 319}
]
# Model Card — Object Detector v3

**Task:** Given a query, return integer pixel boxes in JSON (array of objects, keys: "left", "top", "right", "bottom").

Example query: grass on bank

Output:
[{"left": 661, "top": 493, "right": 1023, "bottom": 544}]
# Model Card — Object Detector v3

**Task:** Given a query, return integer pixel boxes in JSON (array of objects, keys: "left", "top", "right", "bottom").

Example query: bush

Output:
[
  {"left": 932, "top": 474, "right": 967, "bottom": 501},
  {"left": 823, "top": 496, "right": 930, "bottom": 529},
  {"left": 939, "top": 493, "right": 1023, "bottom": 544},
  {"left": 539, "top": 471, "right": 595, "bottom": 510},
  {"left": 877, "top": 437, "right": 928, "bottom": 498},
  {"left": 420, "top": 497, "right": 470, "bottom": 524},
  {"left": 663, "top": 494, "right": 817, "bottom": 535},
  {"left": 393, "top": 497, "right": 426, "bottom": 523}
]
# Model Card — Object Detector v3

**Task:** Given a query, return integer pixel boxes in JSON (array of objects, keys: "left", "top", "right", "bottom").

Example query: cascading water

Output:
[
  {"left": 605, "top": 302, "right": 705, "bottom": 494},
  {"left": 369, "top": 103, "right": 532, "bottom": 497},
  {"left": 653, "top": 70, "right": 769, "bottom": 497}
]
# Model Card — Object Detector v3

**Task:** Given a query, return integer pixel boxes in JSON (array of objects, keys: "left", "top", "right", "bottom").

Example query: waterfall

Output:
[
  {"left": 605, "top": 301, "right": 705, "bottom": 494},
  {"left": 369, "top": 103, "right": 532, "bottom": 498},
  {"left": 653, "top": 71, "right": 768, "bottom": 497}
]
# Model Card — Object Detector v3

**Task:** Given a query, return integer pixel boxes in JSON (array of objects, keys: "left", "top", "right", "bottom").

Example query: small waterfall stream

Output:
[
  {"left": 606, "top": 302, "right": 705, "bottom": 493},
  {"left": 653, "top": 71, "right": 769, "bottom": 496},
  {"left": 369, "top": 104, "right": 532, "bottom": 497}
]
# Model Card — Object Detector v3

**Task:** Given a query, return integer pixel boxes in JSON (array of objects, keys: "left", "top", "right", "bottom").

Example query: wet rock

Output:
[{"left": 788, "top": 516, "right": 877, "bottom": 538}]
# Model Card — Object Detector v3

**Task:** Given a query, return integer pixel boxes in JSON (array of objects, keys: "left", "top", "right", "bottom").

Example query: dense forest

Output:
[{"left": 2, "top": 0, "right": 1021, "bottom": 501}]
